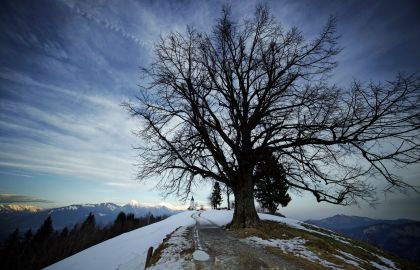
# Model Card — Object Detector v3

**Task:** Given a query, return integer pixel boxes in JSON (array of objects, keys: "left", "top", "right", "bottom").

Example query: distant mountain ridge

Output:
[
  {"left": 306, "top": 214, "right": 420, "bottom": 264},
  {"left": 0, "top": 202, "right": 182, "bottom": 242},
  {"left": 0, "top": 204, "right": 41, "bottom": 213},
  {"left": 306, "top": 214, "right": 413, "bottom": 230}
]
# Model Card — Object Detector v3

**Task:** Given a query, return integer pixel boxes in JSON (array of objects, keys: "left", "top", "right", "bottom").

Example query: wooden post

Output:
[{"left": 144, "top": 246, "right": 154, "bottom": 269}]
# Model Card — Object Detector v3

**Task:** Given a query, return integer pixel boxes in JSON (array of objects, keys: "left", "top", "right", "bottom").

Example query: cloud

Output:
[
  {"left": 0, "top": 69, "right": 120, "bottom": 110},
  {"left": 0, "top": 67, "right": 141, "bottom": 183},
  {"left": 105, "top": 182, "right": 136, "bottom": 187},
  {"left": 0, "top": 171, "right": 32, "bottom": 178},
  {"left": 60, "top": 0, "right": 149, "bottom": 48},
  {"left": 0, "top": 194, "right": 53, "bottom": 204}
]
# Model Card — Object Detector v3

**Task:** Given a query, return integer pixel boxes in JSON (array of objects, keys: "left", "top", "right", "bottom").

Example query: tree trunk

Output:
[
  {"left": 229, "top": 174, "right": 260, "bottom": 228},
  {"left": 227, "top": 189, "right": 230, "bottom": 210}
]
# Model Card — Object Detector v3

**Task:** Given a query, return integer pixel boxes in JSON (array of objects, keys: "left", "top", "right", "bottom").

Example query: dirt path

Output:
[{"left": 190, "top": 212, "right": 302, "bottom": 270}]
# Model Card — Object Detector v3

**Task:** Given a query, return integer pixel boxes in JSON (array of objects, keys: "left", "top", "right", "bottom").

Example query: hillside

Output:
[
  {"left": 46, "top": 210, "right": 417, "bottom": 270},
  {"left": 306, "top": 215, "right": 420, "bottom": 263},
  {"left": 0, "top": 202, "right": 180, "bottom": 242}
]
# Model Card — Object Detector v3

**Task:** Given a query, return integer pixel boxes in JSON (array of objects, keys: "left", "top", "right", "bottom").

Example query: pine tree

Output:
[
  {"left": 60, "top": 227, "right": 68, "bottom": 238},
  {"left": 34, "top": 216, "right": 53, "bottom": 242},
  {"left": 254, "top": 155, "right": 291, "bottom": 214},
  {"left": 115, "top": 212, "right": 127, "bottom": 226},
  {"left": 5, "top": 228, "right": 20, "bottom": 249},
  {"left": 23, "top": 229, "right": 33, "bottom": 242},
  {"left": 210, "top": 182, "right": 223, "bottom": 209},
  {"left": 82, "top": 213, "right": 96, "bottom": 230}
]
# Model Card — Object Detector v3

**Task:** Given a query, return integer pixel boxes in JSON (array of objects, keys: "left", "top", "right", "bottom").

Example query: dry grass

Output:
[
  {"left": 231, "top": 220, "right": 418, "bottom": 270},
  {"left": 146, "top": 232, "right": 173, "bottom": 267},
  {"left": 146, "top": 227, "right": 195, "bottom": 268}
]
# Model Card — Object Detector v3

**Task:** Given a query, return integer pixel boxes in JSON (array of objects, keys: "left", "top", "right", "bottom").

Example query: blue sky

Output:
[{"left": 0, "top": 0, "right": 419, "bottom": 220}]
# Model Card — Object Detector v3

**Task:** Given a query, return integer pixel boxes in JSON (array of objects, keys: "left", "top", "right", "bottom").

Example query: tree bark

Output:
[
  {"left": 229, "top": 173, "right": 260, "bottom": 228},
  {"left": 226, "top": 189, "right": 230, "bottom": 210}
]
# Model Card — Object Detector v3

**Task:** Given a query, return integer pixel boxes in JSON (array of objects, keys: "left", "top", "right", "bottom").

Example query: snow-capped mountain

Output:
[
  {"left": 0, "top": 204, "right": 41, "bottom": 213},
  {"left": 0, "top": 202, "right": 182, "bottom": 242}
]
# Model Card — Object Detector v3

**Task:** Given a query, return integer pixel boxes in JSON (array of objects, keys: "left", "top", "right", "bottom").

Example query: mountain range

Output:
[
  {"left": 0, "top": 202, "right": 182, "bottom": 242},
  {"left": 306, "top": 214, "right": 420, "bottom": 264}
]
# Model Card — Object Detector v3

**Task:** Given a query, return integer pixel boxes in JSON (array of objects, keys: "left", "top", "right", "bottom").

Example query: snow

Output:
[
  {"left": 200, "top": 210, "right": 349, "bottom": 242},
  {"left": 370, "top": 261, "right": 397, "bottom": 270},
  {"left": 44, "top": 211, "right": 196, "bottom": 270},
  {"left": 201, "top": 209, "right": 330, "bottom": 232},
  {"left": 128, "top": 199, "right": 141, "bottom": 207},
  {"left": 335, "top": 255, "right": 360, "bottom": 268},
  {"left": 45, "top": 209, "right": 400, "bottom": 270},
  {"left": 334, "top": 250, "right": 365, "bottom": 268},
  {"left": 198, "top": 209, "right": 233, "bottom": 226},
  {"left": 376, "top": 255, "right": 399, "bottom": 270},
  {"left": 148, "top": 226, "right": 194, "bottom": 270},
  {"left": 192, "top": 250, "right": 210, "bottom": 261},
  {"left": 105, "top": 203, "right": 118, "bottom": 211},
  {"left": 243, "top": 236, "right": 341, "bottom": 269}
]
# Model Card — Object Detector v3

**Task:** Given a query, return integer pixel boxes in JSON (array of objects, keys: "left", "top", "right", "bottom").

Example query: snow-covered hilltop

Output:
[
  {"left": 45, "top": 210, "right": 412, "bottom": 270},
  {"left": 45, "top": 211, "right": 196, "bottom": 270}
]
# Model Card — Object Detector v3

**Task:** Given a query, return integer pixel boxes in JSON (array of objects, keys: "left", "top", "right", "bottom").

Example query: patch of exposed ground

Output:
[
  {"left": 191, "top": 212, "right": 304, "bottom": 269},
  {"left": 146, "top": 215, "right": 418, "bottom": 270},
  {"left": 146, "top": 226, "right": 195, "bottom": 270},
  {"left": 231, "top": 220, "right": 418, "bottom": 270}
]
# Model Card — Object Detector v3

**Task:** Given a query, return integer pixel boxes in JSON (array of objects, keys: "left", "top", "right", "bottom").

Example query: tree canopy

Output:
[{"left": 125, "top": 5, "right": 420, "bottom": 228}]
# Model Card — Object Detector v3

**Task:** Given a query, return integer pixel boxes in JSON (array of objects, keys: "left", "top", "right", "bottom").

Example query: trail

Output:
[{"left": 190, "top": 212, "right": 301, "bottom": 270}]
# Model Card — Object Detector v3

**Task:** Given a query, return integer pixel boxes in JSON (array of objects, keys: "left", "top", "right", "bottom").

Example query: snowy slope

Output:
[
  {"left": 45, "top": 211, "right": 196, "bottom": 270},
  {"left": 45, "top": 210, "right": 330, "bottom": 270},
  {"left": 45, "top": 210, "right": 405, "bottom": 270},
  {"left": 201, "top": 210, "right": 317, "bottom": 231}
]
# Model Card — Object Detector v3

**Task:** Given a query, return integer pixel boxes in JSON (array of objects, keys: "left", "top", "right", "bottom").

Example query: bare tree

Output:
[
  {"left": 125, "top": 6, "right": 420, "bottom": 228},
  {"left": 223, "top": 183, "right": 233, "bottom": 210}
]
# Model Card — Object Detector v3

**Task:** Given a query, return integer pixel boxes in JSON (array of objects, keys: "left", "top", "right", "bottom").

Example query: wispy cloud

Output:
[
  {"left": 105, "top": 182, "right": 136, "bottom": 187},
  {"left": 0, "top": 69, "right": 139, "bottom": 183},
  {"left": 0, "top": 194, "right": 53, "bottom": 204},
  {"left": 0, "top": 171, "right": 32, "bottom": 178},
  {"left": 60, "top": 0, "right": 150, "bottom": 48}
]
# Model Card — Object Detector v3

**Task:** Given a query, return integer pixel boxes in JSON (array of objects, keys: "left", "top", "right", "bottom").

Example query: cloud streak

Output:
[
  {"left": 60, "top": 0, "right": 150, "bottom": 49},
  {"left": 0, "top": 194, "right": 53, "bottom": 204}
]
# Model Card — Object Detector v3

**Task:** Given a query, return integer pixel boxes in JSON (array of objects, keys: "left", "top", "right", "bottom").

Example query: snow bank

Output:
[
  {"left": 199, "top": 209, "right": 233, "bottom": 226},
  {"left": 44, "top": 211, "right": 196, "bottom": 270},
  {"left": 200, "top": 210, "right": 308, "bottom": 230}
]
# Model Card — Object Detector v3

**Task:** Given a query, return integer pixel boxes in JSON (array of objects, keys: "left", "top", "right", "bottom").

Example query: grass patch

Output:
[
  {"left": 231, "top": 220, "right": 418, "bottom": 270},
  {"left": 146, "top": 227, "right": 195, "bottom": 268}
]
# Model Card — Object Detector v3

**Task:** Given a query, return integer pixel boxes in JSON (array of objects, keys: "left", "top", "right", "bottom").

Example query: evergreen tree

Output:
[
  {"left": 115, "top": 212, "right": 127, "bottom": 225},
  {"left": 34, "top": 216, "right": 53, "bottom": 242},
  {"left": 23, "top": 229, "right": 33, "bottom": 242},
  {"left": 82, "top": 213, "right": 96, "bottom": 230},
  {"left": 254, "top": 154, "right": 291, "bottom": 214},
  {"left": 210, "top": 182, "right": 223, "bottom": 209},
  {"left": 60, "top": 227, "right": 68, "bottom": 238},
  {"left": 5, "top": 228, "right": 20, "bottom": 249}
]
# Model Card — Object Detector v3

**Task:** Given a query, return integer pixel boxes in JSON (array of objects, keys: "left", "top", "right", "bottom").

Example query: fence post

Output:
[{"left": 144, "top": 246, "right": 154, "bottom": 269}]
